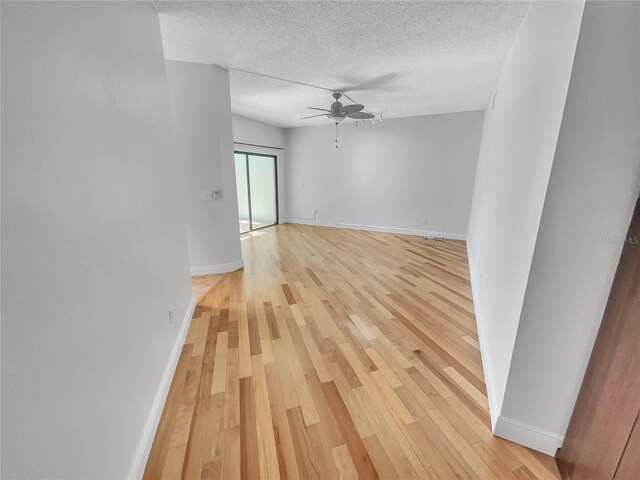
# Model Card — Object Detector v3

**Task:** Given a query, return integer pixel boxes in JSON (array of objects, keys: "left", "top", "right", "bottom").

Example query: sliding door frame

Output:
[{"left": 235, "top": 150, "right": 279, "bottom": 232}]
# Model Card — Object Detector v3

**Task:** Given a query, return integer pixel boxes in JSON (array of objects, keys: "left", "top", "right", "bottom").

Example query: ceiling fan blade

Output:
[
  {"left": 347, "top": 111, "right": 375, "bottom": 120},
  {"left": 300, "top": 113, "right": 329, "bottom": 120},
  {"left": 307, "top": 107, "right": 332, "bottom": 112},
  {"left": 340, "top": 104, "right": 364, "bottom": 114}
]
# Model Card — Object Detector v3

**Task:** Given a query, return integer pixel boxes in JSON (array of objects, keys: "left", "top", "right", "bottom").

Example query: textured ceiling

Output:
[{"left": 157, "top": 1, "right": 529, "bottom": 128}]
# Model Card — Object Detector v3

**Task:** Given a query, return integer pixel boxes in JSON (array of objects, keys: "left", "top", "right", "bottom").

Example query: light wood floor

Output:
[
  {"left": 145, "top": 224, "right": 560, "bottom": 479},
  {"left": 192, "top": 274, "right": 224, "bottom": 303}
]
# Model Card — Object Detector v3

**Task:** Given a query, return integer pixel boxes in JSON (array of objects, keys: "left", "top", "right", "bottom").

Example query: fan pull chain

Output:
[{"left": 335, "top": 122, "right": 339, "bottom": 149}]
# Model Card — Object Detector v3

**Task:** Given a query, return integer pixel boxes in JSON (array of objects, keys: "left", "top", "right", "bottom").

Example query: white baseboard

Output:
[
  {"left": 286, "top": 217, "right": 467, "bottom": 240},
  {"left": 466, "top": 243, "right": 501, "bottom": 430},
  {"left": 190, "top": 258, "right": 244, "bottom": 276},
  {"left": 494, "top": 415, "right": 564, "bottom": 456},
  {"left": 466, "top": 244, "right": 564, "bottom": 456},
  {"left": 128, "top": 296, "right": 197, "bottom": 480}
]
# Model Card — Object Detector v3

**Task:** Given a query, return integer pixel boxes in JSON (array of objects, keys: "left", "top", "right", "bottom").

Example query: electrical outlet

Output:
[
  {"left": 201, "top": 191, "right": 214, "bottom": 201},
  {"left": 168, "top": 308, "right": 174, "bottom": 324},
  {"left": 423, "top": 218, "right": 428, "bottom": 224},
  {"left": 313, "top": 209, "right": 318, "bottom": 220}
]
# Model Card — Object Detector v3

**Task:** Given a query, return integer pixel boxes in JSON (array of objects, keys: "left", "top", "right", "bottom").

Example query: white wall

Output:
[
  {"left": 285, "top": 111, "right": 484, "bottom": 238},
  {"left": 232, "top": 114, "right": 287, "bottom": 222},
  {"left": 466, "top": 0, "right": 585, "bottom": 426},
  {"left": 1, "top": 2, "right": 194, "bottom": 478},
  {"left": 500, "top": 0, "right": 640, "bottom": 447},
  {"left": 166, "top": 61, "right": 243, "bottom": 275},
  {"left": 233, "top": 114, "right": 285, "bottom": 149}
]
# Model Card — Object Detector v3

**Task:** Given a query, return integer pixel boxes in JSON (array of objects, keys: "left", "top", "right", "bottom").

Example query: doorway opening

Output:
[{"left": 234, "top": 151, "right": 279, "bottom": 233}]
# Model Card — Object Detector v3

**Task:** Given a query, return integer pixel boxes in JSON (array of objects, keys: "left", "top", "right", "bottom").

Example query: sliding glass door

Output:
[{"left": 234, "top": 152, "right": 278, "bottom": 233}]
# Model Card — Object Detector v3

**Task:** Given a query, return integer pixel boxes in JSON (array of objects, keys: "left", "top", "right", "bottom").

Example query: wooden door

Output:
[{"left": 556, "top": 200, "right": 640, "bottom": 479}]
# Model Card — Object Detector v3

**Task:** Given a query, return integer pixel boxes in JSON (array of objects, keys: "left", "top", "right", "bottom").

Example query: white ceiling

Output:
[{"left": 157, "top": 1, "right": 529, "bottom": 128}]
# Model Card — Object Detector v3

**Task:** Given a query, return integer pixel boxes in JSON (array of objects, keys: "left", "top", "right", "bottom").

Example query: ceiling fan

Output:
[
  {"left": 301, "top": 91, "right": 381, "bottom": 148},
  {"left": 301, "top": 92, "right": 376, "bottom": 124}
]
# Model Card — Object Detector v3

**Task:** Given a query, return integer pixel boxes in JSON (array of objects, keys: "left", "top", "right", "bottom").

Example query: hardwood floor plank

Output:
[
  {"left": 426, "top": 407, "right": 500, "bottom": 478},
  {"left": 307, "top": 422, "right": 341, "bottom": 479},
  {"left": 239, "top": 376, "right": 260, "bottom": 480},
  {"left": 305, "top": 371, "right": 344, "bottom": 448},
  {"left": 321, "top": 380, "right": 379, "bottom": 479},
  {"left": 143, "top": 345, "right": 193, "bottom": 480},
  {"left": 251, "top": 355, "right": 281, "bottom": 480},
  {"left": 237, "top": 299, "right": 252, "bottom": 378},
  {"left": 365, "top": 346, "right": 403, "bottom": 388},
  {"left": 286, "top": 406, "right": 321, "bottom": 480},
  {"left": 210, "top": 331, "right": 228, "bottom": 394},
  {"left": 331, "top": 444, "right": 359, "bottom": 480},
  {"left": 472, "top": 440, "right": 520, "bottom": 480},
  {"left": 220, "top": 425, "right": 241, "bottom": 480},
  {"left": 362, "top": 434, "right": 399, "bottom": 479},
  {"left": 264, "top": 362, "right": 300, "bottom": 479},
  {"left": 406, "top": 422, "right": 459, "bottom": 480}
]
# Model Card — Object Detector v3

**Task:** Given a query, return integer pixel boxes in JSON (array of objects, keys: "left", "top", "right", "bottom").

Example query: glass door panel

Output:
[
  {"left": 234, "top": 152, "right": 278, "bottom": 233},
  {"left": 248, "top": 154, "right": 278, "bottom": 230},
  {"left": 234, "top": 153, "right": 251, "bottom": 233}
]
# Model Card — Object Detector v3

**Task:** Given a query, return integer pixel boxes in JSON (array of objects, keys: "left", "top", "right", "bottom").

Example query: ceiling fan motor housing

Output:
[{"left": 331, "top": 92, "right": 343, "bottom": 112}]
